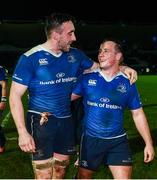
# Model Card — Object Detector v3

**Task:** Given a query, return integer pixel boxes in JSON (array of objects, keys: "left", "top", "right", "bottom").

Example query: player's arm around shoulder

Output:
[
  {"left": 83, "top": 62, "right": 99, "bottom": 74},
  {"left": 120, "top": 65, "right": 138, "bottom": 85}
]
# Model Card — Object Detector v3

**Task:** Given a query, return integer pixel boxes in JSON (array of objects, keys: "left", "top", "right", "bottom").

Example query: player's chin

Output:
[
  {"left": 100, "top": 63, "right": 110, "bottom": 70},
  {"left": 99, "top": 62, "right": 106, "bottom": 67},
  {"left": 64, "top": 45, "right": 71, "bottom": 52}
]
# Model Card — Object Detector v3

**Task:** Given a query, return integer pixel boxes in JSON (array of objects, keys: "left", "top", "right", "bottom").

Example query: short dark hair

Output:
[
  {"left": 44, "top": 12, "right": 76, "bottom": 38},
  {"left": 101, "top": 37, "right": 124, "bottom": 64},
  {"left": 101, "top": 37, "right": 124, "bottom": 54}
]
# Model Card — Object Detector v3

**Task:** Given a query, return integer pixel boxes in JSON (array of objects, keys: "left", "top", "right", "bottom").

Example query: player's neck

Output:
[
  {"left": 42, "top": 41, "right": 62, "bottom": 54},
  {"left": 101, "top": 66, "right": 120, "bottom": 79}
]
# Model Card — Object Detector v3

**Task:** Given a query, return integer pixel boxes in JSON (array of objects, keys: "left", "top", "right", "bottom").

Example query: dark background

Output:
[
  {"left": 1, "top": 1, "right": 157, "bottom": 74},
  {"left": 0, "top": 1, "right": 157, "bottom": 23}
]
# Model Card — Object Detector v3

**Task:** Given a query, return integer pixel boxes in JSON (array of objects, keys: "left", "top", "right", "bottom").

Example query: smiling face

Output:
[
  {"left": 98, "top": 41, "right": 122, "bottom": 70},
  {"left": 57, "top": 21, "right": 76, "bottom": 52},
  {"left": 48, "top": 20, "right": 76, "bottom": 53}
]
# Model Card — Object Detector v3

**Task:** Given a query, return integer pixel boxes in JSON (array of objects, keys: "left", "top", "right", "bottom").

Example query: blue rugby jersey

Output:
[
  {"left": 0, "top": 66, "right": 7, "bottom": 81},
  {"left": 12, "top": 45, "right": 93, "bottom": 117},
  {"left": 72, "top": 68, "right": 142, "bottom": 138},
  {"left": 0, "top": 66, "right": 7, "bottom": 98}
]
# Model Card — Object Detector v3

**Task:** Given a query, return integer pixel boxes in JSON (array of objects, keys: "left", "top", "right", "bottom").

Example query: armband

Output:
[{"left": 1, "top": 96, "right": 7, "bottom": 102}]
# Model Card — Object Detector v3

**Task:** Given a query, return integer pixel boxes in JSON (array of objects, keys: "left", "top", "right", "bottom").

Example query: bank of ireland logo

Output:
[
  {"left": 56, "top": 72, "right": 65, "bottom": 78},
  {"left": 100, "top": 97, "right": 110, "bottom": 103},
  {"left": 117, "top": 83, "right": 127, "bottom": 93}
]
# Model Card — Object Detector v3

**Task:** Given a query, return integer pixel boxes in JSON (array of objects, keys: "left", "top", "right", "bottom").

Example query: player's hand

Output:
[
  {"left": 144, "top": 144, "right": 155, "bottom": 163},
  {"left": 18, "top": 131, "right": 36, "bottom": 153},
  {"left": 0, "top": 102, "right": 6, "bottom": 110},
  {"left": 122, "top": 66, "right": 138, "bottom": 84}
]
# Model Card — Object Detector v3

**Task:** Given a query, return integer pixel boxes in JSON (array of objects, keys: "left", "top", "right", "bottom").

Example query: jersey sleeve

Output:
[
  {"left": 72, "top": 75, "right": 84, "bottom": 96},
  {"left": 12, "top": 55, "right": 34, "bottom": 86},
  {"left": 127, "top": 83, "right": 142, "bottom": 110},
  {"left": 78, "top": 50, "right": 94, "bottom": 70}
]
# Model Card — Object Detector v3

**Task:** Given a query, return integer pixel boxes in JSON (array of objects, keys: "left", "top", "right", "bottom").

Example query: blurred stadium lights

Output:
[{"left": 152, "top": 35, "right": 157, "bottom": 42}]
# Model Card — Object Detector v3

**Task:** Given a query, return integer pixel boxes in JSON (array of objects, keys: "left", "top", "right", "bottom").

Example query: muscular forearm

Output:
[
  {"left": 1, "top": 81, "right": 7, "bottom": 103},
  {"left": 84, "top": 62, "right": 99, "bottom": 73},
  {"left": 0, "top": 81, "right": 7, "bottom": 110},
  {"left": 9, "top": 93, "right": 27, "bottom": 135},
  {"left": 1, "top": 81, "right": 7, "bottom": 97},
  {"left": 132, "top": 108, "right": 155, "bottom": 163},
  {"left": 132, "top": 108, "right": 153, "bottom": 145},
  {"left": 119, "top": 65, "right": 126, "bottom": 72}
]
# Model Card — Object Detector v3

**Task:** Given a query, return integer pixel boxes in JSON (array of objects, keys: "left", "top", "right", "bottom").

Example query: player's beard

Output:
[{"left": 59, "top": 40, "right": 72, "bottom": 52}]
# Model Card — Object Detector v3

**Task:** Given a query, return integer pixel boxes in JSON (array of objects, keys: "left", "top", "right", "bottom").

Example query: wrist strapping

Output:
[{"left": 1, "top": 96, "right": 7, "bottom": 102}]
